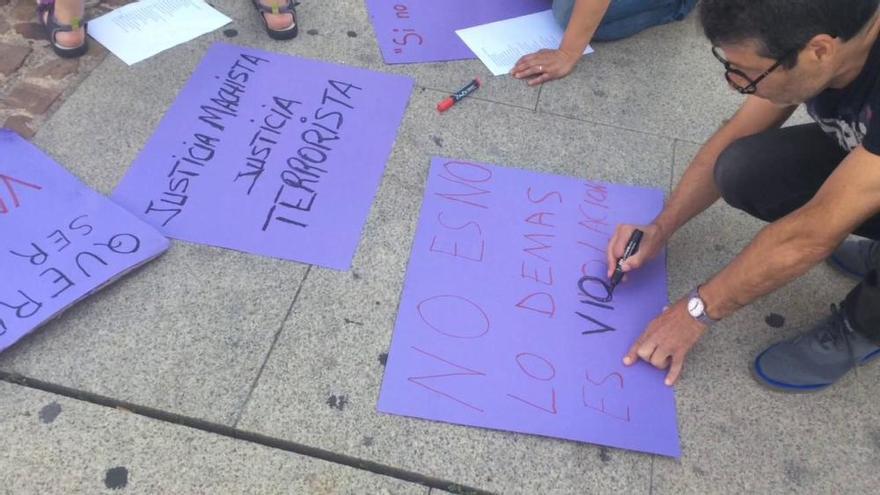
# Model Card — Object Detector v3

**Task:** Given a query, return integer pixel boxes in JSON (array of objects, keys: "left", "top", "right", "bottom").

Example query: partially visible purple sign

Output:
[
  {"left": 0, "top": 130, "right": 169, "bottom": 353},
  {"left": 366, "top": 0, "right": 550, "bottom": 64},
  {"left": 378, "top": 157, "right": 680, "bottom": 457},
  {"left": 113, "top": 43, "right": 413, "bottom": 270}
]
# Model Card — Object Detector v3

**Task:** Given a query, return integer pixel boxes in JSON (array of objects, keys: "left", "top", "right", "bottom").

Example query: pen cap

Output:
[{"left": 436, "top": 97, "right": 455, "bottom": 112}]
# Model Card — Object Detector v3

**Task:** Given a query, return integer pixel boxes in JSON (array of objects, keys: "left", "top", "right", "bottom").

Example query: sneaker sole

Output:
[
  {"left": 750, "top": 345, "right": 880, "bottom": 393},
  {"left": 861, "top": 347, "right": 880, "bottom": 365},
  {"left": 750, "top": 346, "right": 832, "bottom": 394}
]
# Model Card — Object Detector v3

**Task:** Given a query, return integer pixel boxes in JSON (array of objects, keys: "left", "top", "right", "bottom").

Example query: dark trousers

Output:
[{"left": 714, "top": 123, "right": 880, "bottom": 343}]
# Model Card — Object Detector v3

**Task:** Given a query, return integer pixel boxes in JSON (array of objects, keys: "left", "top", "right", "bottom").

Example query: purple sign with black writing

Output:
[
  {"left": 378, "top": 157, "right": 680, "bottom": 457},
  {"left": 0, "top": 130, "right": 169, "bottom": 353},
  {"left": 113, "top": 43, "right": 413, "bottom": 270},
  {"left": 366, "top": 0, "right": 550, "bottom": 64}
]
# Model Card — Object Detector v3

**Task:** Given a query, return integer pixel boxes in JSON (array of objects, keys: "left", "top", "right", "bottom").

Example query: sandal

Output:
[
  {"left": 37, "top": 0, "right": 88, "bottom": 59},
  {"left": 251, "top": 0, "right": 299, "bottom": 40}
]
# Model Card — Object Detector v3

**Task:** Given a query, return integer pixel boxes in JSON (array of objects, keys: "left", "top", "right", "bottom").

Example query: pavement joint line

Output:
[
  {"left": 649, "top": 455, "right": 655, "bottom": 495},
  {"left": 534, "top": 84, "right": 543, "bottom": 112},
  {"left": 418, "top": 83, "right": 718, "bottom": 147},
  {"left": 414, "top": 85, "right": 706, "bottom": 147},
  {"left": 232, "top": 264, "right": 313, "bottom": 429},
  {"left": 535, "top": 108, "right": 707, "bottom": 145},
  {"left": 0, "top": 371, "right": 494, "bottom": 495}
]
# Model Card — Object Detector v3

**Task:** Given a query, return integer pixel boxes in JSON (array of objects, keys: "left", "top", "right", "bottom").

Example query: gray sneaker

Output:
[
  {"left": 752, "top": 305, "right": 880, "bottom": 393},
  {"left": 828, "top": 239, "right": 880, "bottom": 279}
]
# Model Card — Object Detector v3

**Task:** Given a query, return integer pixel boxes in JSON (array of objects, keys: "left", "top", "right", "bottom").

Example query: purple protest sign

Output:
[
  {"left": 378, "top": 157, "right": 680, "bottom": 457},
  {"left": 366, "top": 0, "right": 550, "bottom": 64},
  {"left": 0, "top": 130, "right": 169, "bottom": 354},
  {"left": 112, "top": 43, "right": 413, "bottom": 270}
]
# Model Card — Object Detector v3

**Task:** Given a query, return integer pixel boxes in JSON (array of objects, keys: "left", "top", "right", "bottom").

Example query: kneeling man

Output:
[{"left": 610, "top": 0, "right": 880, "bottom": 392}]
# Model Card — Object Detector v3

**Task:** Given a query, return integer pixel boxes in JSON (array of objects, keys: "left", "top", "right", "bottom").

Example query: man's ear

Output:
[{"left": 802, "top": 34, "right": 838, "bottom": 65}]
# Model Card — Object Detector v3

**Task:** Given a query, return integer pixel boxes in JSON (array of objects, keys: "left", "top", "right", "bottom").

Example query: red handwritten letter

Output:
[
  {"left": 417, "top": 294, "right": 490, "bottom": 339},
  {"left": 507, "top": 353, "right": 558, "bottom": 414},
  {"left": 515, "top": 292, "right": 556, "bottom": 318},
  {"left": 526, "top": 187, "right": 563, "bottom": 205},
  {"left": 582, "top": 371, "right": 631, "bottom": 422},
  {"left": 0, "top": 174, "right": 43, "bottom": 213},
  {"left": 407, "top": 346, "right": 487, "bottom": 413}
]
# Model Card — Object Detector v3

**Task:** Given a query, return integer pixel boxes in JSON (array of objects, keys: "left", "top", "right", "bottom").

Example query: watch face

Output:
[{"left": 688, "top": 297, "right": 704, "bottom": 318}]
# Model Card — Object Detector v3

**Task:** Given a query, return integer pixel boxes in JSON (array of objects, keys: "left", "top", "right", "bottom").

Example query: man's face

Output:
[{"left": 717, "top": 43, "right": 832, "bottom": 106}]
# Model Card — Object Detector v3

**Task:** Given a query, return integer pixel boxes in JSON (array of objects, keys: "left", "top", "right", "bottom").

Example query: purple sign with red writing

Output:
[
  {"left": 366, "top": 0, "right": 550, "bottom": 64},
  {"left": 378, "top": 157, "right": 680, "bottom": 457},
  {"left": 0, "top": 130, "right": 169, "bottom": 354},
  {"left": 112, "top": 43, "right": 413, "bottom": 270}
]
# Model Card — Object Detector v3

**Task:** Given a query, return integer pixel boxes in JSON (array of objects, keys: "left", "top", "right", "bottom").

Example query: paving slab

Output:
[
  {"left": 0, "top": 240, "right": 308, "bottom": 425},
  {"left": 235, "top": 88, "right": 674, "bottom": 494},
  {"left": 0, "top": 382, "right": 427, "bottom": 494},
  {"left": 538, "top": 14, "right": 746, "bottom": 144},
  {"left": 652, "top": 141, "right": 879, "bottom": 494},
  {"left": 0, "top": 33, "right": 310, "bottom": 425}
]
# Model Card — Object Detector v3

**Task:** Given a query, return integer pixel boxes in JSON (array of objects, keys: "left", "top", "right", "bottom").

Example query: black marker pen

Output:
[
  {"left": 437, "top": 78, "right": 481, "bottom": 112},
  {"left": 609, "top": 229, "right": 644, "bottom": 293}
]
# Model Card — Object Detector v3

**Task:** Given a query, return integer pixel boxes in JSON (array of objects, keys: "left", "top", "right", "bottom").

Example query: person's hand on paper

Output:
[
  {"left": 605, "top": 223, "right": 667, "bottom": 279},
  {"left": 623, "top": 298, "right": 708, "bottom": 386},
  {"left": 510, "top": 0, "right": 609, "bottom": 86},
  {"left": 511, "top": 48, "right": 580, "bottom": 86}
]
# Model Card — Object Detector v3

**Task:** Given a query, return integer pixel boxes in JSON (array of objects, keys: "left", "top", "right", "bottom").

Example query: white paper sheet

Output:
[
  {"left": 88, "top": 0, "right": 231, "bottom": 65},
  {"left": 455, "top": 10, "right": 594, "bottom": 76}
]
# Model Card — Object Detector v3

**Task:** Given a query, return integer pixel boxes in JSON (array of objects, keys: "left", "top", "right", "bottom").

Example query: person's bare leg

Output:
[
  {"left": 259, "top": 0, "right": 295, "bottom": 31},
  {"left": 37, "top": 0, "right": 86, "bottom": 48}
]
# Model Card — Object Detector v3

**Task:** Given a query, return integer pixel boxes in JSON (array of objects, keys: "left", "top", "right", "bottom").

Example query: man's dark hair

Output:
[{"left": 700, "top": 0, "right": 880, "bottom": 68}]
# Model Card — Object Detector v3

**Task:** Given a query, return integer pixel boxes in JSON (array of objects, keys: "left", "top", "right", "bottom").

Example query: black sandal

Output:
[
  {"left": 251, "top": 0, "right": 299, "bottom": 40},
  {"left": 37, "top": 0, "right": 88, "bottom": 59}
]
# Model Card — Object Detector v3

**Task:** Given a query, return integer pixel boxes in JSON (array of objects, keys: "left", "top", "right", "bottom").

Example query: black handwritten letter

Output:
[
  {"left": 9, "top": 243, "right": 48, "bottom": 266},
  {"left": 0, "top": 291, "right": 43, "bottom": 318},
  {"left": 68, "top": 215, "right": 94, "bottom": 237},
  {"left": 39, "top": 268, "right": 75, "bottom": 298},
  {"left": 75, "top": 251, "right": 108, "bottom": 278},
  {"left": 96, "top": 234, "right": 141, "bottom": 255},
  {"left": 47, "top": 229, "right": 71, "bottom": 252}
]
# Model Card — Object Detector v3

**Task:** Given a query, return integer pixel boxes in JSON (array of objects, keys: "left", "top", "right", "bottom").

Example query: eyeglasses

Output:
[{"left": 711, "top": 46, "right": 797, "bottom": 94}]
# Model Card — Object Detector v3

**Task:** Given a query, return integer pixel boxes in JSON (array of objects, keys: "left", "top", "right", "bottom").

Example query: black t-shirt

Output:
[{"left": 807, "top": 36, "right": 880, "bottom": 154}]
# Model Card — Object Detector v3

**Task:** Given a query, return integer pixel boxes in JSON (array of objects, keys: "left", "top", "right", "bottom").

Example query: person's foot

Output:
[
  {"left": 752, "top": 304, "right": 880, "bottom": 392},
  {"left": 37, "top": 0, "right": 86, "bottom": 50},
  {"left": 828, "top": 239, "right": 880, "bottom": 279},
  {"left": 259, "top": 0, "right": 295, "bottom": 32}
]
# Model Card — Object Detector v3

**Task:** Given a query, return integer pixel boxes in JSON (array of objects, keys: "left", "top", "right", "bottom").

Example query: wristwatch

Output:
[{"left": 687, "top": 286, "right": 719, "bottom": 326}]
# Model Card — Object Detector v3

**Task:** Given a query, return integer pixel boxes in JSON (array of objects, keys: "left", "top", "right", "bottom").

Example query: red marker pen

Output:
[{"left": 437, "top": 78, "right": 481, "bottom": 112}]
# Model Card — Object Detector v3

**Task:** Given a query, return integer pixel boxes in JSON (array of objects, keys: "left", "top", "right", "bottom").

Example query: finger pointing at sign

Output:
[{"left": 623, "top": 297, "right": 708, "bottom": 386}]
